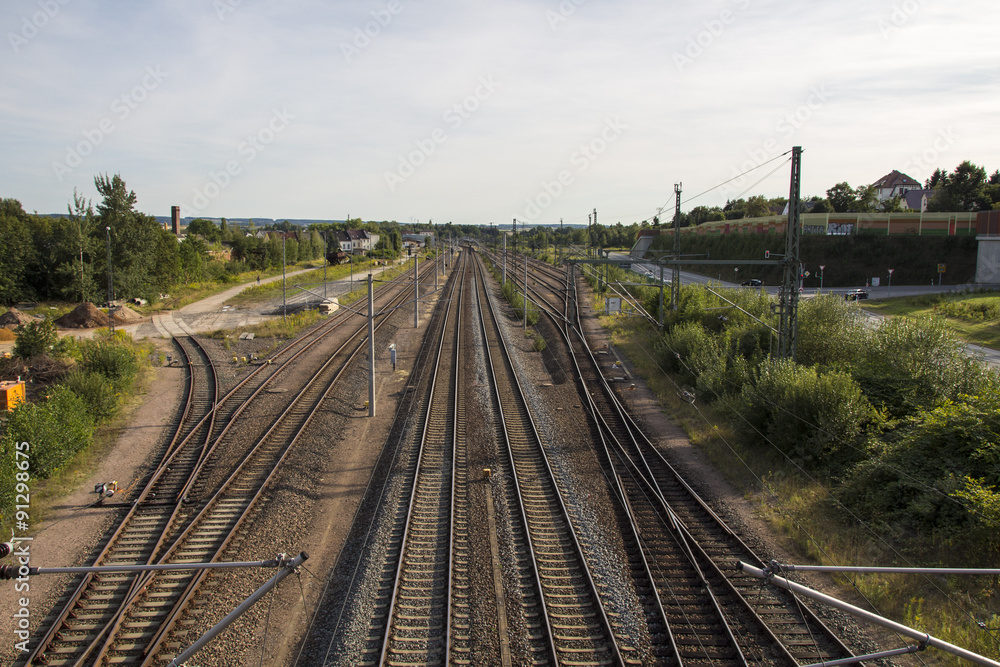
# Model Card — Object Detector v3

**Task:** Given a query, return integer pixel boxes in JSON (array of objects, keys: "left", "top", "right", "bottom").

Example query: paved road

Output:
[{"left": 609, "top": 251, "right": 999, "bottom": 368}]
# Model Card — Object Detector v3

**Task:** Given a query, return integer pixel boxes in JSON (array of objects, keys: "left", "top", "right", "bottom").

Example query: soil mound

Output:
[
  {"left": 55, "top": 302, "right": 109, "bottom": 328},
  {"left": 112, "top": 304, "right": 145, "bottom": 323},
  {"left": 0, "top": 308, "right": 40, "bottom": 329}
]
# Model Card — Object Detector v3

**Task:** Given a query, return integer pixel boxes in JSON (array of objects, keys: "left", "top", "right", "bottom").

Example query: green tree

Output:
[
  {"left": 13, "top": 319, "right": 58, "bottom": 359},
  {"left": 94, "top": 174, "right": 172, "bottom": 300},
  {"left": 185, "top": 218, "right": 221, "bottom": 242},
  {"left": 58, "top": 189, "right": 98, "bottom": 302},
  {"left": 826, "top": 182, "right": 855, "bottom": 213},
  {"left": 0, "top": 199, "right": 35, "bottom": 305},
  {"left": 928, "top": 161, "right": 989, "bottom": 212},
  {"left": 745, "top": 195, "right": 771, "bottom": 218}
]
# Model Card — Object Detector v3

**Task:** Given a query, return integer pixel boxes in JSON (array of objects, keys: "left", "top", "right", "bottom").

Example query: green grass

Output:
[{"left": 863, "top": 290, "right": 1000, "bottom": 349}]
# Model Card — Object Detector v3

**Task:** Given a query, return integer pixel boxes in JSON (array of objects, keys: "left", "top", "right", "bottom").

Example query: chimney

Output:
[{"left": 171, "top": 206, "right": 180, "bottom": 235}]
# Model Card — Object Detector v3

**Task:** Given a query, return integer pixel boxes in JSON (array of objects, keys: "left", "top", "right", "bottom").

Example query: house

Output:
[
  {"left": 903, "top": 188, "right": 935, "bottom": 212},
  {"left": 872, "top": 170, "right": 921, "bottom": 201},
  {"left": 347, "top": 229, "right": 380, "bottom": 252}
]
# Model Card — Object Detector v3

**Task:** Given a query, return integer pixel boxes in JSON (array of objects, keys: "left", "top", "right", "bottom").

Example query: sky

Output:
[{"left": 2, "top": 0, "right": 998, "bottom": 227}]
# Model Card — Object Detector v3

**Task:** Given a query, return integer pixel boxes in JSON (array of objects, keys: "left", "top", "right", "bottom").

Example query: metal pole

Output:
[
  {"left": 775, "top": 563, "right": 1000, "bottom": 576},
  {"left": 6, "top": 558, "right": 295, "bottom": 577},
  {"left": 737, "top": 561, "right": 1000, "bottom": 667},
  {"left": 167, "top": 553, "right": 307, "bottom": 667},
  {"left": 414, "top": 254, "right": 419, "bottom": 328},
  {"left": 524, "top": 246, "right": 528, "bottom": 332},
  {"left": 659, "top": 261, "right": 664, "bottom": 328},
  {"left": 105, "top": 226, "right": 114, "bottom": 337},
  {"left": 502, "top": 234, "right": 506, "bottom": 286},
  {"left": 323, "top": 231, "right": 327, "bottom": 300},
  {"left": 820, "top": 264, "right": 825, "bottom": 293},
  {"left": 888, "top": 268, "right": 894, "bottom": 298},
  {"left": 282, "top": 235, "right": 287, "bottom": 323},
  {"left": 368, "top": 274, "right": 375, "bottom": 418}
]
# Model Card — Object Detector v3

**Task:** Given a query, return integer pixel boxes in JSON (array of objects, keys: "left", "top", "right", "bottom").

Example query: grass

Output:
[
  {"left": 862, "top": 290, "right": 1000, "bottom": 349},
  {"left": 224, "top": 259, "right": 381, "bottom": 306},
  {"left": 599, "top": 299, "right": 999, "bottom": 666}
]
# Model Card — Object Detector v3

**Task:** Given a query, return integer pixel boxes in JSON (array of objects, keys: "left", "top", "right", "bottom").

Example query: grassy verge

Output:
[
  {"left": 598, "top": 297, "right": 1000, "bottom": 665},
  {"left": 224, "top": 259, "right": 380, "bottom": 306},
  {"left": 862, "top": 290, "right": 1000, "bottom": 349}
]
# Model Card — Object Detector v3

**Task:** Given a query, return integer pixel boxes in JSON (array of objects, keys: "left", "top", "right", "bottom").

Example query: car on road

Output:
[
  {"left": 741, "top": 279, "right": 763, "bottom": 287},
  {"left": 844, "top": 289, "right": 869, "bottom": 301}
]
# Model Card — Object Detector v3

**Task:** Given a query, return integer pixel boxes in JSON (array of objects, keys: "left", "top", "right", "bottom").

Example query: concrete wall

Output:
[{"left": 976, "top": 236, "right": 1000, "bottom": 284}]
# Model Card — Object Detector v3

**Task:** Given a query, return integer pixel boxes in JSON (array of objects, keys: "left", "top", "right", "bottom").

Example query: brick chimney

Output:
[{"left": 171, "top": 206, "right": 180, "bottom": 235}]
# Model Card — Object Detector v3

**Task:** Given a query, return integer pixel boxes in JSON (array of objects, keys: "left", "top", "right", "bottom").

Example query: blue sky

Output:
[{"left": 2, "top": 0, "right": 997, "bottom": 225}]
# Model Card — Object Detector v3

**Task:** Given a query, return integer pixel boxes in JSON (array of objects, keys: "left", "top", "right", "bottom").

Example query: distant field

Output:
[{"left": 863, "top": 290, "right": 1000, "bottom": 349}]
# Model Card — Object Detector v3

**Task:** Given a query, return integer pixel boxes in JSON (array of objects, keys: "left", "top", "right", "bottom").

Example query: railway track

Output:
[
  {"left": 22, "top": 262, "right": 435, "bottom": 667},
  {"left": 505, "top": 247, "right": 857, "bottom": 665},
  {"left": 373, "top": 251, "right": 467, "bottom": 665},
  {"left": 474, "top": 252, "right": 627, "bottom": 665}
]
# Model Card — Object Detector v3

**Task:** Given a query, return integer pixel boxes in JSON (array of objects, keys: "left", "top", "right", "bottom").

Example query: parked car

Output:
[
  {"left": 741, "top": 279, "right": 762, "bottom": 287},
  {"left": 844, "top": 289, "right": 869, "bottom": 301}
]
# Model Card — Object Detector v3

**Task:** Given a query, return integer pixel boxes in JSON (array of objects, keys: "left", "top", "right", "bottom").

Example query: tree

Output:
[
  {"left": 186, "top": 218, "right": 221, "bottom": 242},
  {"left": 0, "top": 199, "right": 35, "bottom": 305},
  {"left": 745, "top": 195, "right": 771, "bottom": 218},
  {"left": 826, "top": 182, "right": 855, "bottom": 213},
  {"left": 928, "top": 161, "right": 989, "bottom": 212},
  {"left": 879, "top": 195, "right": 904, "bottom": 213},
  {"left": 61, "top": 189, "right": 97, "bottom": 302},
  {"left": 94, "top": 174, "right": 172, "bottom": 300}
]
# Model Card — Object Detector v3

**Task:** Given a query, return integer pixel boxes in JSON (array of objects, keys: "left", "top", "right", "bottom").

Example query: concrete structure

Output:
[{"left": 976, "top": 211, "right": 1000, "bottom": 284}]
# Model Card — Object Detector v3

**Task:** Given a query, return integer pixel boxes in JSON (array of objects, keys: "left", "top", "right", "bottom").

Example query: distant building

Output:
[
  {"left": 872, "top": 170, "right": 921, "bottom": 201},
  {"left": 903, "top": 188, "right": 935, "bottom": 212}
]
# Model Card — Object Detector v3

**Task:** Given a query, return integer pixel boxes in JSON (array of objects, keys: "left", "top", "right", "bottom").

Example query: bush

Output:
[
  {"left": 64, "top": 369, "right": 120, "bottom": 421},
  {"left": 838, "top": 388, "right": 1000, "bottom": 540},
  {"left": 730, "top": 358, "right": 875, "bottom": 471},
  {"left": 13, "top": 319, "right": 58, "bottom": 359},
  {"left": 796, "top": 294, "right": 867, "bottom": 369},
  {"left": 851, "top": 316, "right": 991, "bottom": 419},
  {"left": 80, "top": 337, "right": 141, "bottom": 392},
  {"left": 1, "top": 385, "right": 93, "bottom": 479}
]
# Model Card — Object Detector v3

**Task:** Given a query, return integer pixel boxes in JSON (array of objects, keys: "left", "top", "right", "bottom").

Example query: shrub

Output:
[
  {"left": 13, "top": 319, "right": 58, "bottom": 359},
  {"left": 796, "top": 294, "right": 868, "bottom": 369},
  {"left": 838, "top": 389, "right": 1000, "bottom": 540},
  {"left": 64, "top": 368, "right": 120, "bottom": 421},
  {"left": 80, "top": 337, "right": 141, "bottom": 392},
  {"left": 851, "top": 316, "right": 991, "bottom": 419},
  {"left": 731, "top": 358, "right": 875, "bottom": 471},
  {"left": 1, "top": 385, "right": 93, "bottom": 479}
]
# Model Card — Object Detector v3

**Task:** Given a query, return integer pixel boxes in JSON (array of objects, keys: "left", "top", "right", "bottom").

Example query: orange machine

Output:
[{"left": 1, "top": 380, "right": 25, "bottom": 410}]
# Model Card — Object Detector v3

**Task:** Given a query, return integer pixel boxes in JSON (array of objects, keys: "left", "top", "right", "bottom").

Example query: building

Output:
[{"left": 872, "top": 170, "right": 921, "bottom": 201}]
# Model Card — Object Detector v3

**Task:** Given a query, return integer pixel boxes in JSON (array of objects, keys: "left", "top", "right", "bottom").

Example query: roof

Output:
[
  {"left": 903, "top": 188, "right": 934, "bottom": 210},
  {"left": 872, "top": 170, "right": 920, "bottom": 189}
]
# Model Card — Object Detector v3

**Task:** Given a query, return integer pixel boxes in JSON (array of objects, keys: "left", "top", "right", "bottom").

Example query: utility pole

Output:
[
  {"left": 282, "top": 235, "right": 287, "bottom": 323},
  {"left": 671, "top": 183, "right": 682, "bottom": 311},
  {"left": 368, "top": 273, "right": 375, "bottom": 417},
  {"left": 523, "top": 247, "right": 528, "bottom": 333},
  {"left": 777, "top": 146, "right": 802, "bottom": 360},
  {"left": 105, "top": 226, "right": 114, "bottom": 337},
  {"left": 322, "top": 231, "right": 327, "bottom": 300},
  {"left": 502, "top": 234, "right": 506, "bottom": 286},
  {"left": 588, "top": 214, "right": 592, "bottom": 256},
  {"left": 414, "top": 254, "right": 419, "bottom": 328}
]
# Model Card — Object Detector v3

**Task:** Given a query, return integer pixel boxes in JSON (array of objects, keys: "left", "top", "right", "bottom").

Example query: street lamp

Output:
[
  {"left": 887, "top": 268, "right": 894, "bottom": 298},
  {"left": 734, "top": 266, "right": 738, "bottom": 285},
  {"left": 819, "top": 265, "right": 825, "bottom": 293}
]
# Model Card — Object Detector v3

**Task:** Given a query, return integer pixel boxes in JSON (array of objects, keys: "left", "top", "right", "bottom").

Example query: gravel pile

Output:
[{"left": 0, "top": 307, "right": 40, "bottom": 329}]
